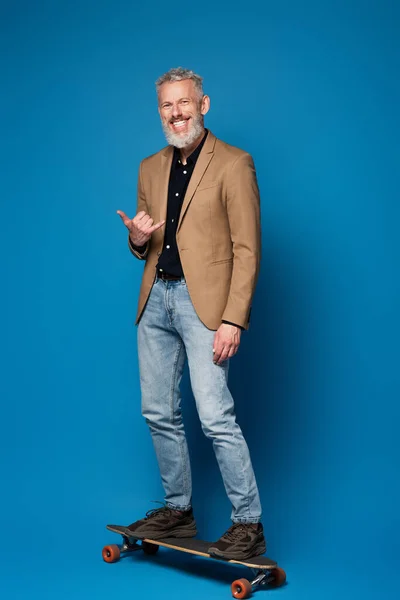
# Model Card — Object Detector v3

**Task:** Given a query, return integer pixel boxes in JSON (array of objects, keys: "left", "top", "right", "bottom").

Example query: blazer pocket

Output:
[{"left": 197, "top": 180, "right": 220, "bottom": 191}]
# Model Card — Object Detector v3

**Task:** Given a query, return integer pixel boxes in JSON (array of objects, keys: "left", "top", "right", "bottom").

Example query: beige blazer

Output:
[{"left": 129, "top": 130, "right": 261, "bottom": 330}]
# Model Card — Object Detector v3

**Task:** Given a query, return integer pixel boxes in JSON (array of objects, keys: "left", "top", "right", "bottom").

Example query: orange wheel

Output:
[
  {"left": 102, "top": 544, "right": 121, "bottom": 563},
  {"left": 269, "top": 567, "right": 286, "bottom": 587},
  {"left": 142, "top": 541, "right": 159, "bottom": 555},
  {"left": 231, "top": 578, "right": 252, "bottom": 599}
]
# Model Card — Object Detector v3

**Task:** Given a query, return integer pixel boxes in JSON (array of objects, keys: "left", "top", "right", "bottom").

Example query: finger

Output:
[
  {"left": 132, "top": 216, "right": 152, "bottom": 237},
  {"left": 116, "top": 210, "right": 132, "bottom": 227},
  {"left": 213, "top": 343, "right": 223, "bottom": 364},
  {"left": 228, "top": 345, "right": 238, "bottom": 359},
  {"left": 148, "top": 220, "right": 166, "bottom": 234},
  {"left": 140, "top": 216, "right": 154, "bottom": 230},
  {"left": 213, "top": 330, "right": 222, "bottom": 361},
  {"left": 217, "top": 346, "right": 231, "bottom": 365},
  {"left": 133, "top": 211, "right": 147, "bottom": 225},
  {"left": 214, "top": 339, "right": 228, "bottom": 364}
]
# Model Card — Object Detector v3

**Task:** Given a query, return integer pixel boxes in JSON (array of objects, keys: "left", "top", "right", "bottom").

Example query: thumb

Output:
[{"left": 116, "top": 210, "right": 131, "bottom": 228}]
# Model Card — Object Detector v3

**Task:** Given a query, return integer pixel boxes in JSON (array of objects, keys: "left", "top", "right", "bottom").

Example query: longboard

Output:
[{"left": 103, "top": 524, "right": 286, "bottom": 598}]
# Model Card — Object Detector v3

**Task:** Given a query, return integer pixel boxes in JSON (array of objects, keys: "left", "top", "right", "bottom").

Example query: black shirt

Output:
[{"left": 156, "top": 130, "right": 208, "bottom": 276}]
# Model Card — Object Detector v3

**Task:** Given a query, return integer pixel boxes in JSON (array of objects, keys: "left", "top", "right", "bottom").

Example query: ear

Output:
[{"left": 201, "top": 95, "right": 210, "bottom": 116}]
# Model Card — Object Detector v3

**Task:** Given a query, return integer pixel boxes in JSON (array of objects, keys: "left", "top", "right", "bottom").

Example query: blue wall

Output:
[{"left": 1, "top": 1, "right": 399, "bottom": 599}]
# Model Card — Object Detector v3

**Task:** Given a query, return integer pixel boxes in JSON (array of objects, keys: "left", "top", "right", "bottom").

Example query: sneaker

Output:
[
  {"left": 125, "top": 504, "right": 197, "bottom": 540},
  {"left": 208, "top": 522, "right": 266, "bottom": 560}
]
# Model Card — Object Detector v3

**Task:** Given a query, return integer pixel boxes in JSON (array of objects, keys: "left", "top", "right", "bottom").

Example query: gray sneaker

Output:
[
  {"left": 125, "top": 505, "right": 197, "bottom": 539},
  {"left": 208, "top": 523, "right": 266, "bottom": 560}
]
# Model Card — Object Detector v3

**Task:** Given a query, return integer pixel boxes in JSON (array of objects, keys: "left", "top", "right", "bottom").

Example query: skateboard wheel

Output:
[
  {"left": 102, "top": 544, "right": 121, "bottom": 563},
  {"left": 231, "top": 578, "right": 252, "bottom": 599},
  {"left": 142, "top": 541, "right": 159, "bottom": 555},
  {"left": 269, "top": 567, "right": 286, "bottom": 587}
]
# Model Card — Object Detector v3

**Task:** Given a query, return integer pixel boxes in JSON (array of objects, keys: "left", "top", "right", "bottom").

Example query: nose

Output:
[{"left": 171, "top": 103, "right": 182, "bottom": 119}]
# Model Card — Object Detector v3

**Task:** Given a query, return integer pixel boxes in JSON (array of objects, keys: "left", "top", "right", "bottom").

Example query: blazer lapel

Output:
[
  {"left": 158, "top": 145, "right": 174, "bottom": 224},
  {"left": 177, "top": 131, "right": 216, "bottom": 231}
]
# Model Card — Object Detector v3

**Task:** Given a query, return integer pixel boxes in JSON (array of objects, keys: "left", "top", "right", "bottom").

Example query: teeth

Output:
[{"left": 172, "top": 120, "right": 187, "bottom": 126}]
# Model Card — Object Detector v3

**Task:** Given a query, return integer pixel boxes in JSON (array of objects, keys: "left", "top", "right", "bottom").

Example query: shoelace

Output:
[
  {"left": 144, "top": 501, "right": 173, "bottom": 521},
  {"left": 222, "top": 523, "right": 249, "bottom": 541}
]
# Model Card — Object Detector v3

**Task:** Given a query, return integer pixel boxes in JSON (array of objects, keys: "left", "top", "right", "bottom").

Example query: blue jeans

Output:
[{"left": 137, "top": 276, "right": 262, "bottom": 523}]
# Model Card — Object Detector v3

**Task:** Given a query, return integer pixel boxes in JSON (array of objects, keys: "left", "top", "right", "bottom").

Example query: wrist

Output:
[
  {"left": 129, "top": 233, "right": 144, "bottom": 245},
  {"left": 222, "top": 320, "right": 243, "bottom": 331},
  {"left": 129, "top": 235, "right": 147, "bottom": 251}
]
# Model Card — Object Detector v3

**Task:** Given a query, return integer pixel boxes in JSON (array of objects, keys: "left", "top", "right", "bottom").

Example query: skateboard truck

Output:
[
  {"left": 230, "top": 567, "right": 286, "bottom": 598},
  {"left": 251, "top": 568, "right": 271, "bottom": 587}
]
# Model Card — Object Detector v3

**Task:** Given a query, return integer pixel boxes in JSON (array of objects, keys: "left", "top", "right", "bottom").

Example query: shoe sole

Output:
[
  {"left": 125, "top": 524, "right": 198, "bottom": 540},
  {"left": 208, "top": 540, "right": 266, "bottom": 561}
]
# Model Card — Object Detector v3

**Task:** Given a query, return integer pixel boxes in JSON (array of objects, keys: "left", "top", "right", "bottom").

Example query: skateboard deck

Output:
[{"left": 103, "top": 524, "right": 286, "bottom": 598}]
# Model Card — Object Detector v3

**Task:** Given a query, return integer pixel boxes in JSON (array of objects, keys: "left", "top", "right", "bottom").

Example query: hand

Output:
[
  {"left": 117, "top": 210, "right": 165, "bottom": 246},
  {"left": 213, "top": 323, "right": 241, "bottom": 365}
]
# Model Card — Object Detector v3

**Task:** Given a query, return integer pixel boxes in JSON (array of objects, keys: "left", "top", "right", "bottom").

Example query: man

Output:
[{"left": 116, "top": 67, "right": 264, "bottom": 560}]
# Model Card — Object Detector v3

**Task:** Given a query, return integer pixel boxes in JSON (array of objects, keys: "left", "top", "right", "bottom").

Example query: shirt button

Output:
[
  {"left": 166, "top": 245, "right": 170, "bottom": 249},
  {"left": 175, "top": 192, "right": 179, "bottom": 196},
  {"left": 172, "top": 219, "right": 174, "bottom": 222},
  {"left": 183, "top": 170, "right": 187, "bottom": 174},
  {"left": 159, "top": 268, "right": 163, "bottom": 272}
]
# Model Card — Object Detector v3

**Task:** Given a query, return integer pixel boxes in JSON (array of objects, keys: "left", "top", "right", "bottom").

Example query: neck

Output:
[{"left": 179, "top": 129, "right": 206, "bottom": 164}]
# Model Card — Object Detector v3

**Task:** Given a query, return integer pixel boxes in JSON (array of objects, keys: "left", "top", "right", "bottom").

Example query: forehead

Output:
[{"left": 158, "top": 79, "right": 198, "bottom": 103}]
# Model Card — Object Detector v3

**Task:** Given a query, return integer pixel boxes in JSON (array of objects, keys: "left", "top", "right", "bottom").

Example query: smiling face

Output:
[{"left": 158, "top": 79, "right": 210, "bottom": 148}]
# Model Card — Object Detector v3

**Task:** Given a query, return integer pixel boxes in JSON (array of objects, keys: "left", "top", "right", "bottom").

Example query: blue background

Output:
[{"left": 1, "top": 1, "right": 399, "bottom": 598}]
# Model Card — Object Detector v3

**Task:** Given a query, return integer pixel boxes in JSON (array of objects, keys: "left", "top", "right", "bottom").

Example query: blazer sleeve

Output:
[
  {"left": 221, "top": 153, "right": 261, "bottom": 328},
  {"left": 128, "top": 160, "right": 150, "bottom": 260}
]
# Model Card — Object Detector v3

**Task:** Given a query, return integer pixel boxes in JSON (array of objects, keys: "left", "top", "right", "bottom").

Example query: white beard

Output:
[{"left": 162, "top": 114, "right": 204, "bottom": 149}]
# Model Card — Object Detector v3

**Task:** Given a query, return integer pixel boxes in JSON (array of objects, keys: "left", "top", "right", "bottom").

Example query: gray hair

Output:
[{"left": 155, "top": 67, "right": 204, "bottom": 99}]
